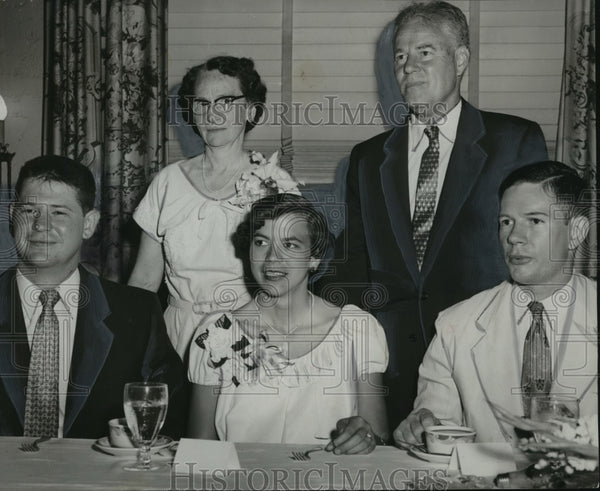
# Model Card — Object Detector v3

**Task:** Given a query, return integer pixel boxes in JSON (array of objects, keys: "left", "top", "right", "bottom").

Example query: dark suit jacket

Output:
[
  {"left": 0, "top": 266, "right": 187, "bottom": 438},
  {"left": 321, "top": 100, "right": 548, "bottom": 425}
]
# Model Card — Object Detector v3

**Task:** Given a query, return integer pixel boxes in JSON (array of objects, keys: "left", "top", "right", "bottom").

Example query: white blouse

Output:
[{"left": 188, "top": 304, "right": 389, "bottom": 444}]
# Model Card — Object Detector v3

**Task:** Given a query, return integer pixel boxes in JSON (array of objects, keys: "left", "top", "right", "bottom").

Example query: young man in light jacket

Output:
[{"left": 394, "top": 161, "right": 596, "bottom": 445}]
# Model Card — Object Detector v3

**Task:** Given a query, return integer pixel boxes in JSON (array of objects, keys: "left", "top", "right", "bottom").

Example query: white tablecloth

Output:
[
  {"left": 0, "top": 437, "right": 506, "bottom": 490},
  {"left": 0, "top": 437, "right": 454, "bottom": 490}
]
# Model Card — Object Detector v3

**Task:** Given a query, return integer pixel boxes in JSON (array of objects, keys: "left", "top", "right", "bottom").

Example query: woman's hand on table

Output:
[{"left": 325, "top": 416, "right": 377, "bottom": 455}]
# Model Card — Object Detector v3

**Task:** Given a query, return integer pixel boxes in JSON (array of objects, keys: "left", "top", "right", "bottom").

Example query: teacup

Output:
[
  {"left": 108, "top": 418, "right": 135, "bottom": 448},
  {"left": 424, "top": 425, "right": 476, "bottom": 455}
]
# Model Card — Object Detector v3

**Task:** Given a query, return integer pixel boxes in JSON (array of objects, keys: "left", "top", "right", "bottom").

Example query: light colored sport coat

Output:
[{"left": 413, "top": 274, "right": 597, "bottom": 443}]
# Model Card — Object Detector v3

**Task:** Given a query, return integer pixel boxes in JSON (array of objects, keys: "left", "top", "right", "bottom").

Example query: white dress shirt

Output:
[
  {"left": 17, "top": 268, "right": 80, "bottom": 438},
  {"left": 408, "top": 100, "right": 462, "bottom": 218}
]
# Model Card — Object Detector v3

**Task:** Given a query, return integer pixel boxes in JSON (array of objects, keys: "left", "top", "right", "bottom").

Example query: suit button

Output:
[
  {"left": 408, "top": 334, "right": 417, "bottom": 342},
  {"left": 422, "top": 292, "right": 430, "bottom": 300}
]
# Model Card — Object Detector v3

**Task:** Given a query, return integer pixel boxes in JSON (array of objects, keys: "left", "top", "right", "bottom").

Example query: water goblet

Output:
[
  {"left": 530, "top": 394, "right": 579, "bottom": 443},
  {"left": 122, "top": 382, "right": 168, "bottom": 471},
  {"left": 530, "top": 394, "right": 580, "bottom": 422}
]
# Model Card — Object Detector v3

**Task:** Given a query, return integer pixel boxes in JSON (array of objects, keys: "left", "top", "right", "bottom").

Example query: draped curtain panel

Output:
[
  {"left": 555, "top": 0, "right": 596, "bottom": 278},
  {"left": 43, "top": 0, "right": 167, "bottom": 282}
]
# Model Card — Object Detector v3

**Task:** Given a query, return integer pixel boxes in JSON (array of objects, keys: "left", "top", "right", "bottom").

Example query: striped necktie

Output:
[
  {"left": 24, "top": 289, "right": 60, "bottom": 437},
  {"left": 521, "top": 301, "right": 552, "bottom": 418},
  {"left": 412, "top": 125, "right": 440, "bottom": 269}
]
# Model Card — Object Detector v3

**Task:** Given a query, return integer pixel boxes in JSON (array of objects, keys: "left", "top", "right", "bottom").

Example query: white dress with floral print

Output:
[
  {"left": 188, "top": 305, "right": 389, "bottom": 444},
  {"left": 133, "top": 152, "right": 299, "bottom": 358}
]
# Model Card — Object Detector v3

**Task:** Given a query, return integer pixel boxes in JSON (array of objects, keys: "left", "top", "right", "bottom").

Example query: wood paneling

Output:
[
  {"left": 478, "top": 1, "right": 564, "bottom": 161},
  {"left": 168, "top": 0, "right": 283, "bottom": 165},
  {"left": 479, "top": 27, "right": 563, "bottom": 44},
  {"left": 168, "top": 44, "right": 282, "bottom": 61},
  {"left": 169, "top": 29, "right": 282, "bottom": 46},
  {"left": 480, "top": 92, "right": 561, "bottom": 109},
  {"left": 170, "top": 0, "right": 283, "bottom": 13},
  {"left": 479, "top": 0, "right": 563, "bottom": 11},
  {"left": 293, "top": 0, "right": 469, "bottom": 13},
  {"left": 479, "top": 59, "right": 562, "bottom": 76},
  {"left": 169, "top": 13, "right": 281, "bottom": 28}
]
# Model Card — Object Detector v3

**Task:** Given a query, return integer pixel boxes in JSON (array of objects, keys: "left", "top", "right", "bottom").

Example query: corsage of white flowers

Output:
[
  {"left": 195, "top": 313, "right": 292, "bottom": 387},
  {"left": 196, "top": 315, "right": 233, "bottom": 368},
  {"left": 227, "top": 150, "right": 301, "bottom": 209}
]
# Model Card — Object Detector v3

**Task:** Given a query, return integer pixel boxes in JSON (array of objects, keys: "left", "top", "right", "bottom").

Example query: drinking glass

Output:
[
  {"left": 122, "top": 382, "right": 168, "bottom": 471},
  {"left": 530, "top": 395, "right": 580, "bottom": 422},
  {"left": 530, "top": 394, "right": 579, "bottom": 443}
]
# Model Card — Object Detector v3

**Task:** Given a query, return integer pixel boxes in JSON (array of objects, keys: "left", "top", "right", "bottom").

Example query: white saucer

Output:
[
  {"left": 93, "top": 435, "right": 173, "bottom": 457},
  {"left": 409, "top": 447, "right": 452, "bottom": 465}
]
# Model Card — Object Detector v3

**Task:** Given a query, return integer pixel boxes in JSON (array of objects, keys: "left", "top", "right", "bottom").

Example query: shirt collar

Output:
[
  {"left": 16, "top": 268, "right": 80, "bottom": 320},
  {"left": 513, "top": 276, "right": 576, "bottom": 332},
  {"left": 408, "top": 99, "right": 462, "bottom": 150}
]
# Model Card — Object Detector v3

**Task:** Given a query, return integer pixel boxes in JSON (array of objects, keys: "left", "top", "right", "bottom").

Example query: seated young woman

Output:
[{"left": 187, "top": 194, "right": 389, "bottom": 454}]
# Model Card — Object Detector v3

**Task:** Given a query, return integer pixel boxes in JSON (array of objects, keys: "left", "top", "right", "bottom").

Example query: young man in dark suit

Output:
[
  {"left": 323, "top": 1, "right": 549, "bottom": 429},
  {"left": 0, "top": 155, "right": 186, "bottom": 438}
]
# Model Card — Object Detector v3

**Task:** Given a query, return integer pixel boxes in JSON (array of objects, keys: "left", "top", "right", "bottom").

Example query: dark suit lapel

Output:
[
  {"left": 63, "top": 268, "right": 113, "bottom": 436},
  {"left": 0, "top": 268, "right": 30, "bottom": 430},
  {"left": 421, "top": 101, "right": 488, "bottom": 277},
  {"left": 380, "top": 126, "right": 420, "bottom": 284}
]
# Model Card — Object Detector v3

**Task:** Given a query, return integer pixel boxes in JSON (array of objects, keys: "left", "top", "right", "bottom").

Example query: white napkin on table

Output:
[
  {"left": 448, "top": 442, "right": 517, "bottom": 476},
  {"left": 173, "top": 438, "right": 241, "bottom": 475}
]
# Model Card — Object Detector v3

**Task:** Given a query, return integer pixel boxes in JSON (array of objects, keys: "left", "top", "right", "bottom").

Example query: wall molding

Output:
[
  {"left": 280, "top": 0, "right": 294, "bottom": 174},
  {"left": 468, "top": 0, "right": 480, "bottom": 108}
]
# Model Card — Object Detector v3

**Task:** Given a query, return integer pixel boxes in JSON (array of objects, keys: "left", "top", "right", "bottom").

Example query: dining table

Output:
[{"left": 0, "top": 436, "right": 534, "bottom": 490}]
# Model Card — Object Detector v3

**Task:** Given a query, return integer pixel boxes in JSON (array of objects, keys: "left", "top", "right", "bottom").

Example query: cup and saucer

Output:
[
  {"left": 403, "top": 425, "right": 477, "bottom": 464},
  {"left": 92, "top": 418, "right": 174, "bottom": 457}
]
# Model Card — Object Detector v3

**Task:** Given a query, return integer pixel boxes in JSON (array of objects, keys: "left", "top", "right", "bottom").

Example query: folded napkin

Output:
[
  {"left": 173, "top": 438, "right": 241, "bottom": 475},
  {"left": 448, "top": 442, "right": 516, "bottom": 476}
]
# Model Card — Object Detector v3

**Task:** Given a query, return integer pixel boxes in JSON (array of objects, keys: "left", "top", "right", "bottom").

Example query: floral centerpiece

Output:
[
  {"left": 491, "top": 403, "right": 599, "bottom": 488},
  {"left": 227, "top": 151, "right": 301, "bottom": 209}
]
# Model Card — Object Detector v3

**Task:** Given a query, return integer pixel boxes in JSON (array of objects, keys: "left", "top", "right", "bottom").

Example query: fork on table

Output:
[
  {"left": 396, "top": 440, "right": 427, "bottom": 453},
  {"left": 20, "top": 436, "right": 52, "bottom": 452},
  {"left": 290, "top": 446, "right": 324, "bottom": 461}
]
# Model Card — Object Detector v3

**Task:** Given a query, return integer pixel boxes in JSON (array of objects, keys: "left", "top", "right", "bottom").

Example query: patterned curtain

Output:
[
  {"left": 555, "top": 0, "right": 596, "bottom": 278},
  {"left": 43, "top": 0, "right": 167, "bottom": 282}
]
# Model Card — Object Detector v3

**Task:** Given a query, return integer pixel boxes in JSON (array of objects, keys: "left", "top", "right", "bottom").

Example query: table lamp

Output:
[
  {"left": 0, "top": 94, "right": 7, "bottom": 144},
  {"left": 0, "top": 95, "right": 14, "bottom": 188}
]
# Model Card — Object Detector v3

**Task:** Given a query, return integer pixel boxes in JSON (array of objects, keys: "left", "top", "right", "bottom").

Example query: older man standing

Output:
[{"left": 325, "top": 1, "right": 548, "bottom": 429}]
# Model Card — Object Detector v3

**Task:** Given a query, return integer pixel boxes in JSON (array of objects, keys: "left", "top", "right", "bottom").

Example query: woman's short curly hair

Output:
[
  {"left": 233, "top": 194, "right": 332, "bottom": 263},
  {"left": 178, "top": 56, "right": 267, "bottom": 134}
]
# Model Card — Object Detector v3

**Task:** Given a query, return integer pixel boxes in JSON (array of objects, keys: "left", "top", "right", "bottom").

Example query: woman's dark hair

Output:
[
  {"left": 233, "top": 193, "right": 332, "bottom": 263},
  {"left": 178, "top": 56, "right": 267, "bottom": 134}
]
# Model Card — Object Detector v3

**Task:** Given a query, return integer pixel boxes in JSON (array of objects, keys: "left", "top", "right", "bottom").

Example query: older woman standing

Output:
[{"left": 129, "top": 56, "right": 298, "bottom": 358}]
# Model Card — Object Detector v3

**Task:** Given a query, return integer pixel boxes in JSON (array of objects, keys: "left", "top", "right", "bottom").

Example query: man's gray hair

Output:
[{"left": 394, "top": 1, "right": 470, "bottom": 51}]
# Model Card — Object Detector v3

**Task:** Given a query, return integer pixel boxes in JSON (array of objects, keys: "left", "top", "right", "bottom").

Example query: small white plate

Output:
[
  {"left": 409, "top": 447, "right": 452, "bottom": 465},
  {"left": 93, "top": 435, "right": 173, "bottom": 457}
]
